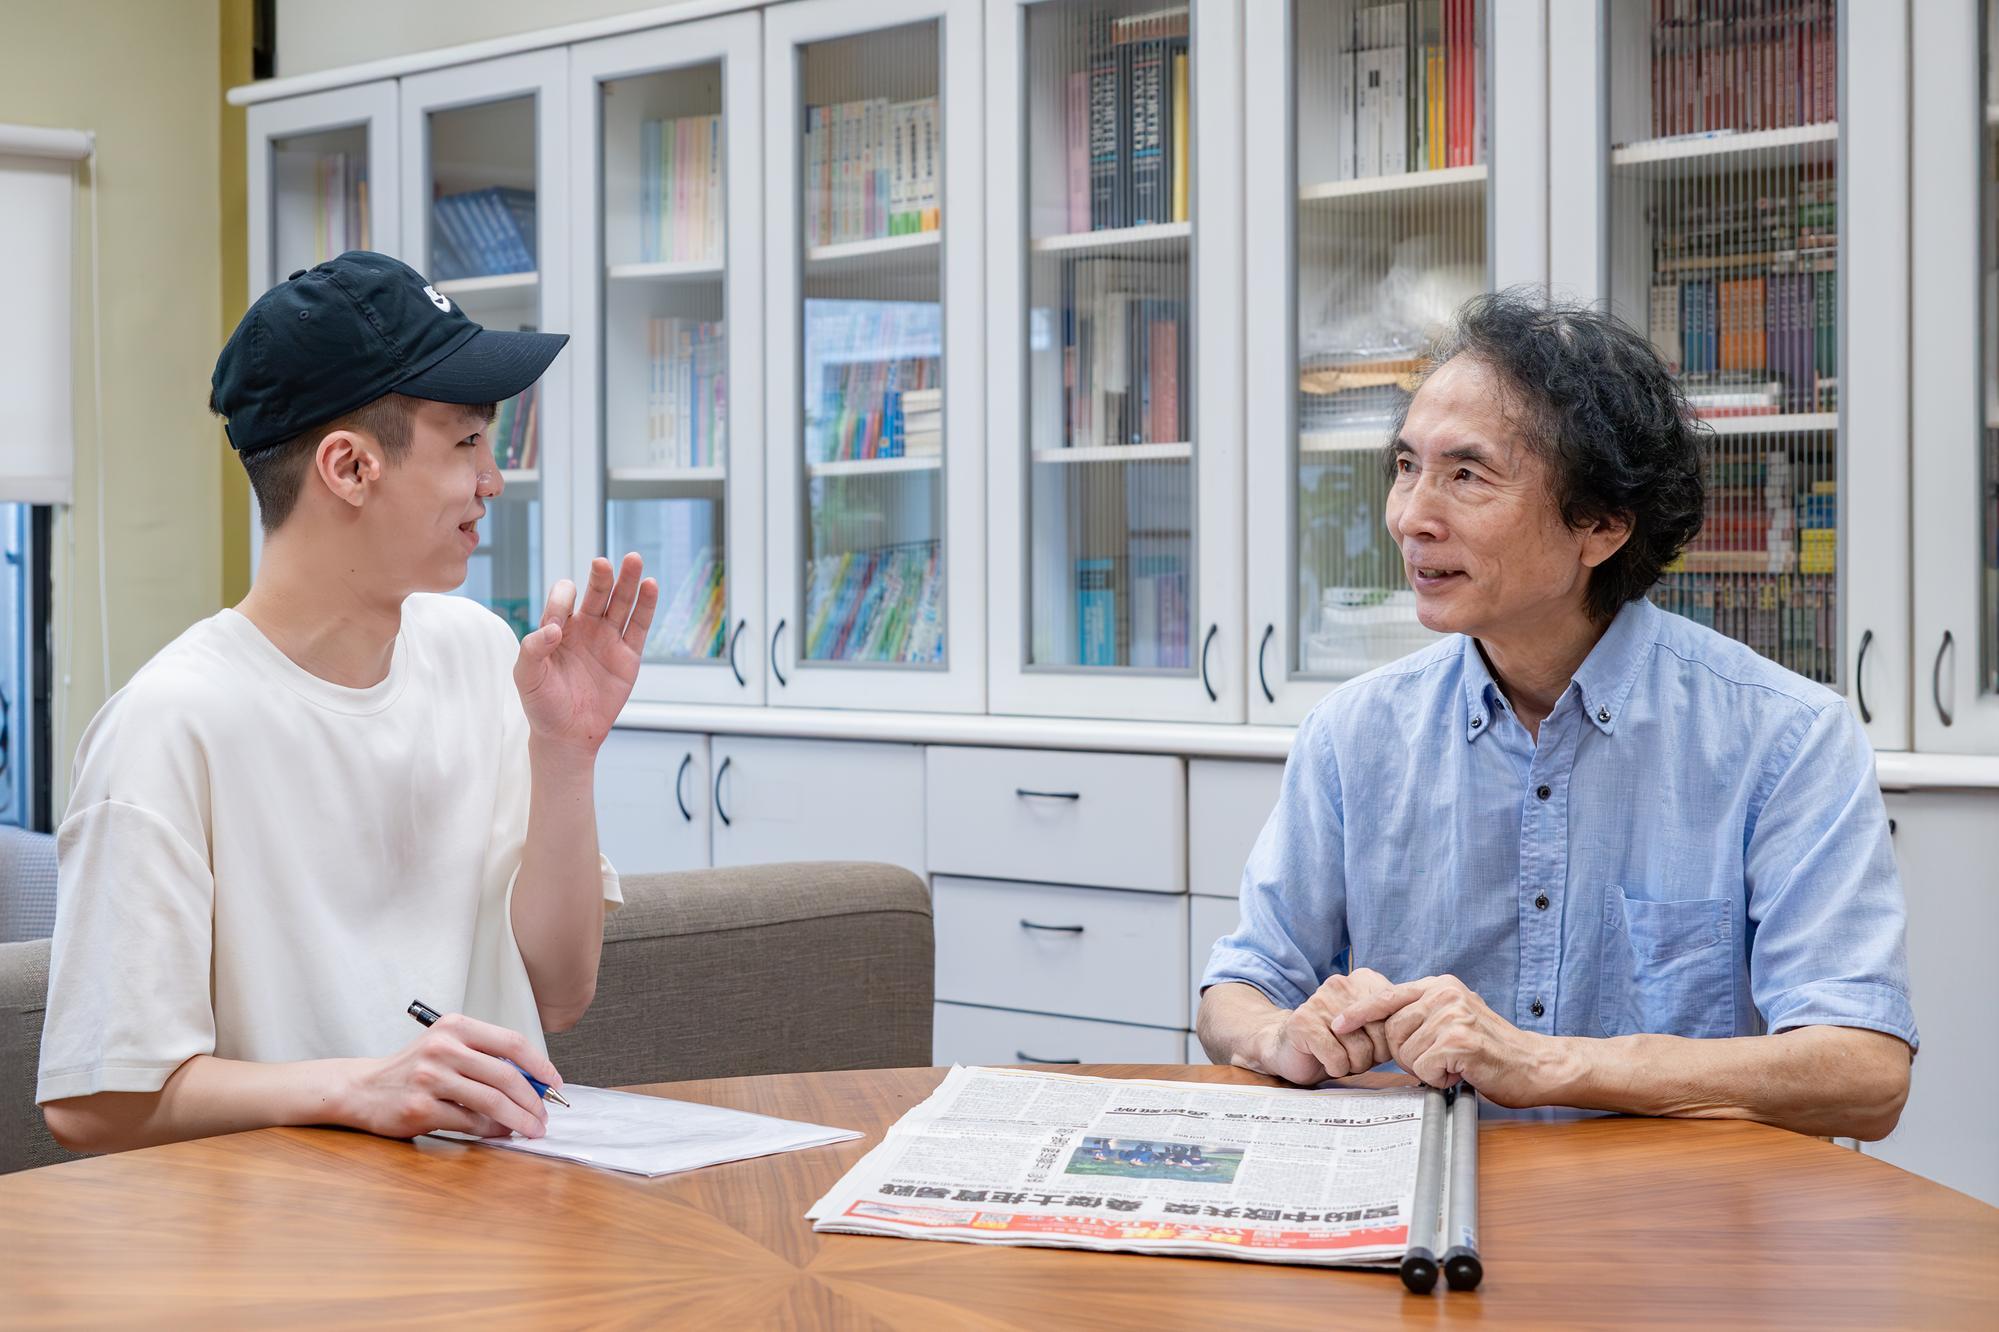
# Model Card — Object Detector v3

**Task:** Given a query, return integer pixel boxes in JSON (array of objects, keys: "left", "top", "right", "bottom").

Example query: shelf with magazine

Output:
[
  {"left": 1607, "top": 0, "right": 1842, "bottom": 689},
  {"left": 270, "top": 124, "right": 372, "bottom": 278}
]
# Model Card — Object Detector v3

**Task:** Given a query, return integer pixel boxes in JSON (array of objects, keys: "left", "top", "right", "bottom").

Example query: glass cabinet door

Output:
[
  {"left": 765, "top": 0, "right": 986, "bottom": 713},
  {"left": 572, "top": 16, "right": 764, "bottom": 706},
  {"left": 245, "top": 83, "right": 401, "bottom": 570},
  {"left": 1607, "top": 1, "right": 1843, "bottom": 687},
  {"left": 402, "top": 52, "right": 571, "bottom": 639},
  {"left": 987, "top": 0, "right": 1243, "bottom": 722},
  {"left": 1912, "top": 0, "right": 1999, "bottom": 751},
  {"left": 1246, "top": 0, "right": 1520, "bottom": 724}
]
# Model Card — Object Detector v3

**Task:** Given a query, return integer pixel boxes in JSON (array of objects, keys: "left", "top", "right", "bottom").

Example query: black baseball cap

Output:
[{"left": 211, "top": 250, "right": 568, "bottom": 459}]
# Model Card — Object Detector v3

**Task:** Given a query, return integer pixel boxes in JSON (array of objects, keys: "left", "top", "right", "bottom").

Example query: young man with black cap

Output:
[{"left": 36, "top": 251, "right": 657, "bottom": 1153}]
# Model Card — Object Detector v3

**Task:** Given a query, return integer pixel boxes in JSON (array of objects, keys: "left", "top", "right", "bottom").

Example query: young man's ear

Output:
[{"left": 316, "top": 430, "right": 383, "bottom": 508}]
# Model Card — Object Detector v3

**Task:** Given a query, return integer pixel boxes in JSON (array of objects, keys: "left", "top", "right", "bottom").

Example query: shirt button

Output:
[
  {"left": 1470, "top": 716, "right": 1482, "bottom": 730},
  {"left": 1534, "top": 893, "right": 1550, "bottom": 911},
  {"left": 1530, "top": 999, "right": 1545, "bottom": 1018},
  {"left": 1597, "top": 707, "right": 1612, "bottom": 724},
  {"left": 1536, "top": 784, "right": 1551, "bottom": 801}
]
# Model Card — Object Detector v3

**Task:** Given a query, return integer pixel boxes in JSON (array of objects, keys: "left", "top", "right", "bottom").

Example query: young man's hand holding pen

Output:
[{"left": 332, "top": 1008, "right": 565, "bottom": 1141}]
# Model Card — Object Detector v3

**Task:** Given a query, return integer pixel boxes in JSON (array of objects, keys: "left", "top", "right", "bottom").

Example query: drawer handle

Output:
[
  {"left": 1933, "top": 630, "right": 1954, "bottom": 727},
  {"left": 1854, "top": 628, "right": 1872, "bottom": 723},
  {"left": 674, "top": 753, "right": 694, "bottom": 823},
  {"left": 728, "top": 619, "right": 747, "bottom": 688},
  {"left": 714, "top": 755, "right": 732, "bottom": 827},
  {"left": 1016, "top": 1051, "right": 1082, "bottom": 1064},
  {"left": 770, "top": 619, "right": 788, "bottom": 688},
  {"left": 1019, "top": 919, "right": 1085, "bottom": 934},
  {"left": 1015, "top": 788, "right": 1081, "bottom": 801}
]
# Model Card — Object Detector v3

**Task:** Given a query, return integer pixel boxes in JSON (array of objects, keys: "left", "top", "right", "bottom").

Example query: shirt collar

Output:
[{"left": 1459, "top": 597, "right": 1661, "bottom": 743}]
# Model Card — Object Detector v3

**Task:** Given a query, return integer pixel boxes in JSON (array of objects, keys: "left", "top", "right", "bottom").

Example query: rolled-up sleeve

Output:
[
  {"left": 1200, "top": 700, "right": 1350, "bottom": 1011},
  {"left": 1745, "top": 701, "right": 1918, "bottom": 1049}
]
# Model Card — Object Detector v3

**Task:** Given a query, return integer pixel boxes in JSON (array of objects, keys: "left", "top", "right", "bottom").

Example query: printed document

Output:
[
  {"left": 807, "top": 1066, "right": 1449, "bottom": 1267},
  {"left": 436, "top": 1083, "right": 861, "bottom": 1177}
]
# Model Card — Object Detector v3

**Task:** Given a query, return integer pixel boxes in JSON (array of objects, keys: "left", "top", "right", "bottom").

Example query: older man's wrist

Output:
[{"left": 1532, "top": 1033, "right": 1594, "bottom": 1105}]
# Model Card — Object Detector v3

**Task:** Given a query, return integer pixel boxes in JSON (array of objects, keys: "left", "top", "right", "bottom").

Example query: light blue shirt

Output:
[{"left": 1203, "top": 596, "right": 1918, "bottom": 1049}]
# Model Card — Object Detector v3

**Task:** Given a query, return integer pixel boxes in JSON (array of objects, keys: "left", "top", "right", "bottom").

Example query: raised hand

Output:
[{"left": 513, "top": 553, "right": 658, "bottom": 754}]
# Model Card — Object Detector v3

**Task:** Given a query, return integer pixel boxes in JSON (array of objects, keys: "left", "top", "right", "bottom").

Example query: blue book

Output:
[{"left": 1076, "top": 557, "right": 1118, "bottom": 666}]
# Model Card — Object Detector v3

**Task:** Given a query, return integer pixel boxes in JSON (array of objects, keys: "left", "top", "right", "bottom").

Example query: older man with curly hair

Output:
[{"left": 1197, "top": 290, "right": 1916, "bottom": 1141}]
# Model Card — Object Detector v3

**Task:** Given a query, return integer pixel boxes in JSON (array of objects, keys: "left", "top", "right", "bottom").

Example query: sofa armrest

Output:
[
  {"left": 544, "top": 861, "right": 933, "bottom": 1090},
  {"left": 0, "top": 938, "right": 77, "bottom": 1174}
]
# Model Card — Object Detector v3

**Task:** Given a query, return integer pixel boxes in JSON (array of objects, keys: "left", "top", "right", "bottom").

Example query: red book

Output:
[{"left": 1147, "top": 319, "right": 1180, "bottom": 443}]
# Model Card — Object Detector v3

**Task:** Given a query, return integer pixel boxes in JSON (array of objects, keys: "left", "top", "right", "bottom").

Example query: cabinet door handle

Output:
[
  {"left": 1015, "top": 788, "right": 1081, "bottom": 801},
  {"left": 1200, "top": 624, "right": 1219, "bottom": 702},
  {"left": 1015, "top": 1051, "right": 1081, "bottom": 1064},
  {"left": 728, "top": 619, "right": 747, "bottom": 688},
  {"left": 1257, "top": 624, "right": 1276, "bottom": 704},
  {"left": 1019, "top": 919, "right": 1085, "bottom": 934},
  {"left": 714, "top": 755, "right": 733, "bottom": 827},
  {"left": 1854, "top": 628, "right": 1873, "bottom": 723},
  {"left": 770, "top": 619, "right": 788, "bottom": 688},
  {"left": 1933, "top": 630, "right": 1954, "bottom": 727},
  {"left": 674, "top": 753, "right": 693, "bottom": 823}
]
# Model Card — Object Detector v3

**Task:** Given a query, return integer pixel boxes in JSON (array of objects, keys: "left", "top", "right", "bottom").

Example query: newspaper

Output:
[{"left": 807, "top": 1066, "right": 1448, "bottom": 1267}]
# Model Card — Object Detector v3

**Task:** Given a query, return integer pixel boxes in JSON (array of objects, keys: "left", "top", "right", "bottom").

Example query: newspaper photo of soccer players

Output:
[{"left": 1066, "top": 1136, "right": 1245, "bottom": 1184}]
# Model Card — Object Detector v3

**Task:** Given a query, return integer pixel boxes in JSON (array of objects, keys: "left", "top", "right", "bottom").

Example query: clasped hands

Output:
[{"left": 1257, "top": 969, "right": 1569, "bottom": 1108}]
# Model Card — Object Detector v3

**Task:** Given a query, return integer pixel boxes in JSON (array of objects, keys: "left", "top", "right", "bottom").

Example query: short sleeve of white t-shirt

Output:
[{"left": 36, "top": 594, "right": 621, "bottom": 1104}]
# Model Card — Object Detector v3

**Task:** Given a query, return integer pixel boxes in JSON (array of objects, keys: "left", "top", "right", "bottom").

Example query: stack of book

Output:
[
  {"left": 641, "top": 318, "right": 726, "bottom": 469},
  {"left": 1317, "top": 0, "right": 1484, "bottom": 183},
  {"left": 811, "top": 360, "right": 940, "bottom": 463},
  {"left": 640, "top": 114, "right": 723, "bottom": 264},
  {"left": 1656, "top": 451, "right": 1836, "bottom": 681},
  {"left": 1070, "top": 7, "right": 1190, "bottom": 231},
  {"left": 273, "top": 151, "right": 367, "bottom": 264},
  {"left": 899, "top": 388, "right": 942, "bottom": 457},
  {"left": 490, "top": 383, "right": 539, "bottom": 471},
  {"left": 1074, "top": 551, "right": 1190, "bottom": 669},
  {"left": 1058, "top": 257, "right": 1188, "bottom": 448},
  {"left": 1645, "top": 173, "right": 1836, "bottom": 412},
  {"left": 648, "top": 547, "right": 727, "bottom": 661},
  {"left": 804, "top": 541, "right": 945, "bottom": 664},
  {"left": 1648, "top": 0, "right": 1837, "bottom": 138},
  {"left": 430, "top": 186, "right": 537, "bottom": 280},
  {"left": 803, "top": 96, "right": 941, "bottom": 245}
]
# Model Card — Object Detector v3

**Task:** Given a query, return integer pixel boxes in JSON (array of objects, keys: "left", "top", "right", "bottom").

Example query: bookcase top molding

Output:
[{"left": 227, "top": 0, "right": 766, "bottom": 107}]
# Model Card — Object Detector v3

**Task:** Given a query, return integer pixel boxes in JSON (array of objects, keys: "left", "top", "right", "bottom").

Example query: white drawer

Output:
[
  {"left": 1188, "top": 759, "right": 1284, "bottom": 898},
  {"left": 934, "top": 877, "right": 1188, "bottom": 1028},
  {"left": 926, "top": 747, "right": 1185, "bottom": 891},
  {"left": 710, "top": 736, "right": 924, "bottom": 875},
  {"left": 596, "top": 730, "right": 711, "bottom": 874},
  {"left": 1187, "top": 894, "right": 1243, "bottom": 1027},
  {"left": 933, "top": 1003, "right": 1187, "bottom": 1067}
]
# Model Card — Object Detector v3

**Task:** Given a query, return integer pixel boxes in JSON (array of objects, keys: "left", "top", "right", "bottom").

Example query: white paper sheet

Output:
[{"left": 432, "top": 1083, "right": 861, "bottom": 1178}]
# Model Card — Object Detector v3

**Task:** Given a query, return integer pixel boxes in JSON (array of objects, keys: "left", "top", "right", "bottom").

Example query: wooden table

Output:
[{"left": 4, "top": 1064, "right": 1995, "bottom": 1328}]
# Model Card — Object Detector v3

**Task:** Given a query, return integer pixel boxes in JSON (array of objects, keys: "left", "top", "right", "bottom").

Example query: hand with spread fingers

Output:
[
  {"left": 513, "top": 552, "right": 658, "bottom": 755},
  {"left": 1331, "top": 974, "right": 1566, "bottom": 1106},
  {"left": 1252, "top": 967, "right": 1398, "bottom": 1085}
]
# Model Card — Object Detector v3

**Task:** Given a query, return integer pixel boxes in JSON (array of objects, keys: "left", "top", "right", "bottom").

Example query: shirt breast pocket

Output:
[{"left": 1599, "top": 887, "right": 1735, "bottom": 1039}]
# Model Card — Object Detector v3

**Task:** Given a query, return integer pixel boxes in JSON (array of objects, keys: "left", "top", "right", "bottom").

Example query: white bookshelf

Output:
[
  {"left": 606, "top": 258, "right": 725, "bottom": 282},
  {"left": 1610, "top": 122, "right": 1838, "bottom": 175},
  {"left": 1299, "top": 162, "right": 1486, "bottom": 204},
  {"left": 1028, "top": 221, "right": 1190, "bottom": 256},
  {"left": 807, "top": 456, "right": 942, "bottom": 478},
  {"left": 1031, "top": 443, "right": 1191, "bottom": 465},
  {"left": 1699, "top": 412, "right": 1839, "bottom": 438}
]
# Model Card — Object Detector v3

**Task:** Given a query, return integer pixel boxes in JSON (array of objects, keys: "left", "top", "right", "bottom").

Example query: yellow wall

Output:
[{"left": 0, "top": 0, "right": 226, "bottom": 813}]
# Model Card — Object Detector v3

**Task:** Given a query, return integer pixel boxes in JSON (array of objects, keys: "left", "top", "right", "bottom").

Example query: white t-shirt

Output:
[{"left": 36, "top": 593, "right": 620, "bottom": 1103}]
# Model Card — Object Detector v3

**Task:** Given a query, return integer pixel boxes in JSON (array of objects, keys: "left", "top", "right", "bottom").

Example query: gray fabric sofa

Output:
[{"left": 0, "top": 861, "right": 932, "bottom": 1174}]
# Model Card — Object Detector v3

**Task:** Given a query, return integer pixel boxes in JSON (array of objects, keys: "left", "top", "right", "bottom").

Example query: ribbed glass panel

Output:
[
  {"left": 428, "top": 95, "right": 543, "bottom": 636},
  {"left": 599, "top": 61, "right": 731, "bottom": 663},
  {"left": 1290, "top": 0, "right": 1486, "bottom": 679},
  {"left": 1024, "top": 2, "right": 1195, "bottom": 673},
  {"left": 269, "top": 125, "right": 369, "bottom": 285},
  {"left": 1610, "top": 0, "right": 1841, "bottom": 683},
  {"left": 795, "top": 22, "right": 946, "bottom": 667}
]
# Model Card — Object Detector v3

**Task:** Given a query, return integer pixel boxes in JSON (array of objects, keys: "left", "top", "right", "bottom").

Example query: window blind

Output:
[{"left": 0, "top": 125, "right": 91, "bottom": 505}]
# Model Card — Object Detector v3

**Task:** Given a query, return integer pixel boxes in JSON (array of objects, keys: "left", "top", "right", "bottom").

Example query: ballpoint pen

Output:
[{"left": 406, "top": 998, "right": 570, "bottom": 1108}]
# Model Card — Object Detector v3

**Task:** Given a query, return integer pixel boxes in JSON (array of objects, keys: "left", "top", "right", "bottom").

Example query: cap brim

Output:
[{"left": 394, "top": 327, "right": 569, "bottom": 404}]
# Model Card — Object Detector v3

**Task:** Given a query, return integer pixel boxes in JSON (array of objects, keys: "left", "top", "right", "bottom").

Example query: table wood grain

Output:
[{"left": 3, "top": 1064, "right": 1994, "bottom": 1328}]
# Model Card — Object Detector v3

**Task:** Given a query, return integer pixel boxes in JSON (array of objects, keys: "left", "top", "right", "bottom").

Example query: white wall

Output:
[{"left": 276, "top": 0, "right": 710, "bottom": 77}]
